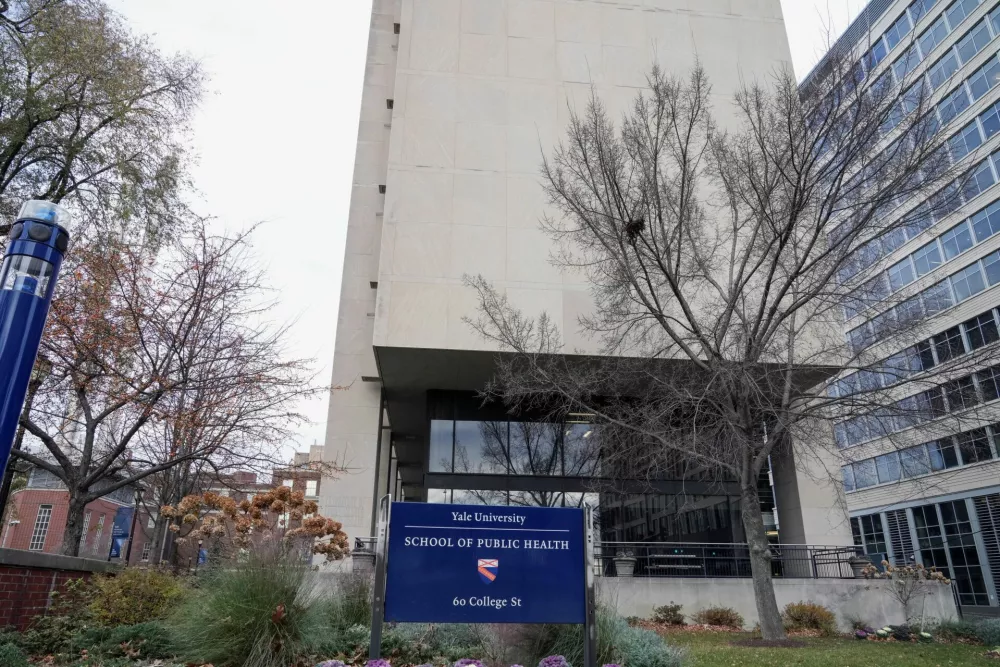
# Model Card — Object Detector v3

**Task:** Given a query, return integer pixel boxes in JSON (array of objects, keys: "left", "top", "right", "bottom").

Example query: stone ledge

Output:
[{"left": 0, "top": 548, "right": 120, "bottom": 574}]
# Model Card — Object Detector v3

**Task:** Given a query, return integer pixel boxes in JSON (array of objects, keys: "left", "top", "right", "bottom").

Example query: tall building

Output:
[
  {"left": 321, "top": 0, "right": 850, "bottom": 553},
  {"left": 824, "top": 0, "right": 1000, "bottom": 611}
]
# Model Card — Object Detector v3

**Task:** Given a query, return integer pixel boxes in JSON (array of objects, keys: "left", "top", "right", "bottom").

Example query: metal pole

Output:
[
  {"left": 369, "top": 495, "right": 392, "bottom": 660},
  {"left": 583, "top": 505, "right": 598, "bottom": 667}
]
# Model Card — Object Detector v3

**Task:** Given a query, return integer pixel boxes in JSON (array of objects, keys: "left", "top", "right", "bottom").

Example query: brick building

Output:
[{"left": 1, "top": 468, "right": 151, "bottom": 563}]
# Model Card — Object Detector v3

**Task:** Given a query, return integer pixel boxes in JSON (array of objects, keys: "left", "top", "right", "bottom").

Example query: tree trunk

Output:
[
  {"left": 149, "top": 514, "right": 170, "bottom": 565},
  {"left": 740, "top": 485, "right": 786, "bottom": 640},
  {"left": 59, "top": 495, "right": 88, "bottom": 557}
]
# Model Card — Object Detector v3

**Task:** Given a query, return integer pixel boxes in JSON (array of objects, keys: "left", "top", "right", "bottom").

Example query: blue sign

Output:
[
  {"left": 108, "top": 507, "right": 134, "bottom": 559},
  {"left": 383, "top": 502, "right": 586, "bottom": 624}
]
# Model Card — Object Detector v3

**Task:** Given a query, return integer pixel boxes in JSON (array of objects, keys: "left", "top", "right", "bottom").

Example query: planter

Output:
[
  {"left": 352, "top": 550, "right": 376, "bottom": 574},
  {"left": 849, "top": 557, "right": 869, "bottom": 578},
  {"left": 614, "top": 557, "right": 637, "bottom": 577}
]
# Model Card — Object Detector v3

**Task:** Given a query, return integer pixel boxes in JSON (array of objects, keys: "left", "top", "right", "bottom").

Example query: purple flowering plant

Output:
[
  {"left": 366, "top": 660, "right": 392, "bottom": 667},
  {"left": 539, "top": 656, "right": 572, "bottom": 667},
  {"left": 454, "top": 661, "right": 485, "bottom": 667}
]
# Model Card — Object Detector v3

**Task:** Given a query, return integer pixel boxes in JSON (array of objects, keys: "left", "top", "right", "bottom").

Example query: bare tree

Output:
[
  {"left": 0, "top": 0, "right": 202, "bottom": 238},
  {"left": 14, "top": 220, "right": 317, "bottom": 556},
  {"left": 465, "top": 53, "right": 977, "bottom": 639}
]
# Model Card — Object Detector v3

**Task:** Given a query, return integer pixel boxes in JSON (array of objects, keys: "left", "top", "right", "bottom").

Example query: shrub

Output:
[
  {"left": 652, "top": 603, "right": 684, "bottom": 625},
  {"left": 0, "top": 644, "right": 27, "bottom": 667},
  {"left": 932, "top": 619, "right": 981, "bottom": 642},
  {"left": 70, "top": 622, "right": 174, "bottom": 660},
  {"left": 317, "top": 574, "right": 372, "bottom": 633},
  {"left": 781, "top": 601, "right": 837, "bottom": 636},
  {"left": 976, "top": 618, "right": 1000, "bottom": 646},
  {"left": 168, "top": 552, "right": 322, "bottom": 667},
  {"left": 19, "top": 578, "right": 97, "bottom": 656},
  {"left": 615, "top": 625, "right": 684, "bottom": 667},
  {"left": 843, "top": 615, "right": 871, "bottom": 632},
  {"left": 691, "top": 606, "right": 744, "bottom": 628},
  {"left": 522, "top": 608, "right": 682, "bottom": 667},
  {"left": 89, "top": 568, "right": 185, "bottom": 627}
]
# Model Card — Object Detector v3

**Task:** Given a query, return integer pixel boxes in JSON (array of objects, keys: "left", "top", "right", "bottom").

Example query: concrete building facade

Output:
[
  {"left": 321, "top": 0, "right": 852, "bottom": 554},
  {"left": 822, "top": 0, "right": 1000, "bottom": 611}
]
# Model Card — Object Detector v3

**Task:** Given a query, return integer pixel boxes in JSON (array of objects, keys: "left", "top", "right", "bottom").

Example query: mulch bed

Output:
[{"left": 729, "top": 638, "right": 808, "bottom": 648}]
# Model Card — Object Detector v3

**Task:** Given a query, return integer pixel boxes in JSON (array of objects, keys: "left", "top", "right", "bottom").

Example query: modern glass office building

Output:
[
  {"left": 319, "top": 0, "right": 851, "bottom": 563},
  {"left": 820, "top": 0, "right": 1000, "bottom": 609}
]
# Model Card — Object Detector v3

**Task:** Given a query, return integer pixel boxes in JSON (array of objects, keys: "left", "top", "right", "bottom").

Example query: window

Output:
[
  {"left": 918, "top": 16, "right": 949, "bottom": 59},
  {"left": 429, "top": 419, "right": 454, "bottom": 473},
  {"left": 896, "top": 295, "right": 925, "bottom": 326},
  {"left": 938, "top": 85, "right": 971, "bottom": 123},
  {"left": 885, "top": 13, "right": 914, "bottom": 50},
  {"left": 860, "top": 514, "right": 888, "bottom": 554},
  {"left": 854, "top": 459, "right": 878, "bottom": 488},
  {"left": 916, "top": 339, "right": 937, "bottom": 370},
  {"left": 92, "top": 514, "right": 105, "bottom": 554},
  {"left": 28, "top": 505, "right": 52, "bottom": 551},
  {"left": 958, "top": 428, "right": 994, "bottom": 463},
  {"left": 917, "top": 387, "right": 948, "bottom": 418},
  {"left": 913, "top": 241, "right": 943, "bottom": 276},
  {"left": 305, "top": 480, "right": 318, "bottom": 497},
  {"left": 876, "top": 452, "right": 902, "bottom": 483},
  {"left": 79, "top": 511, "right": 91, "bottom": 551},
  {"left": 984, "top": 95, "right": 1000, "bottom": 135},
  {"left": 982, "top": 250, "right": 1000, "bottom": 285},
  {"left": 977, "top": 364, "right": 1000, "bottom": 401},
  {"left": 970, "top": 56, "right": 1000, "bottom": 101},
  {"left": 947, "top": 0, "right": 982, "bottom": 29},
  {"left": 964, "top": 160, "right": 997, "bottom": 203},
  {"left": 938, "top": 499, "right": 991, "bottom": 606},
  {"left": 929, "top": 438, "right": 961, "bottom": 469},
  {"left": 282, "top": 478, "right": 293, "bottom": 488},
  {"left": 923, "top": 280, "right": 954, "bottom": 314},
  {"left": 950, "top": 121, "right": 983, "bottom": 159},
  {"left": 895, "top": 45, "right": 922, "bottom": 81},
  {"left": 964, "top": 311, "right": 999, "bottom": 349},
  {"left": 971, "top": 201, "right": 1000, "bottom": 241},
  {"left": 929, "top": 50, "right": 960, "bottom": 89},
  {"left": 842, "top": 465, "right": 856, "bottom": 491},
  {"left": 901, "top": 445, "right": 933, "bottom": 476},
  {"left": 951, "top": 262, "right": 986, "bottom": 301},
  {"left": 941, "top": 221, "right": 974, "bottom": 259},
  {"left": 956, "top": 19, "right": 992, "bottom": 65},
  {"left": 848, "top": 323, "right": 875, "bottom": 352},
  {"left": 888, "top": 257, "right": 917, "bottom": 289},
  {"left": 141, "top": 541, "right": 152, "bottom": 562},
  {"left": 866, "top": 39, "right": 889, "bottom": 69},
  {"left": 910, "top": 0, "right": 937, "bottom": 23},
  {"left": 992, "top": 4, "right": 1000, "bottom": 34},
  {"left": 934, "top": 325, "right": 967, "bottom": 362},
  {"left": 944, "top": 375, "right": 979, "bottom": 411}
]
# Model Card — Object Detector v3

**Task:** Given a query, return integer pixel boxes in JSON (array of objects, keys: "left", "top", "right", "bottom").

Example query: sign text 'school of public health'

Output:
[{"left": 383, "top": 502, "right": 587, "bottom": 624}]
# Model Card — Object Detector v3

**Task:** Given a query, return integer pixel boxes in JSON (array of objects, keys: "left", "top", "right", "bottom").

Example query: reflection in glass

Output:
[
  {"left": 429, "top": 420, "right": 454, "bottom": 473},
  {"left": 564, "top": 424, "right": 601, "bottom": 477},
  {"left": 509, "top": 421, "right": 562, "bottom": 476},
  {"left": 454, "top": 421, "right": 509, "bottom": 475},
  {"left": 453, "top": 489, "right": 508, "bottom": 505}
]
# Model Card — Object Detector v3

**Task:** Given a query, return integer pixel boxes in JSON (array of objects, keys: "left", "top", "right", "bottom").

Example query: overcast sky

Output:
[{"left": 108, "top": 0, "right": 870, "bottom": 458}]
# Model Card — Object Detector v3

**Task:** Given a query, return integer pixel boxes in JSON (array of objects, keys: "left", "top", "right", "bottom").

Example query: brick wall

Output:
[{"left": 0, "top": 549, "right": 117, "bottom": 630}]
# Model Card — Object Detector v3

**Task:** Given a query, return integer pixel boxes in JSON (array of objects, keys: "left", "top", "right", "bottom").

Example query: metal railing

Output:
[{"left": 595, "top": 542, "right": 862, "bottom": 579}]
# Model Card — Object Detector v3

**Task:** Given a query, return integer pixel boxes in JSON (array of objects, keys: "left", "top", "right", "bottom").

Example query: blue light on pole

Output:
[{"left": 0, "top": 200, "right": 71, "bottom": 484}]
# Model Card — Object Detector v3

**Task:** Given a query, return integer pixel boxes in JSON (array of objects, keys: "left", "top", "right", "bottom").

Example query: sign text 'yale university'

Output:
[{"left": 383, "top": 503, "right": 587, "bottom": 624}]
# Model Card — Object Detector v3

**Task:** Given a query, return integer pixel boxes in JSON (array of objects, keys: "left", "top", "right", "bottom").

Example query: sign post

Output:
[
  {"left": 370, "top": 501, "right": 594, "bottom": 666},
  {"left": 368, "top": 495, "right": 391, "bottom": 660}
]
